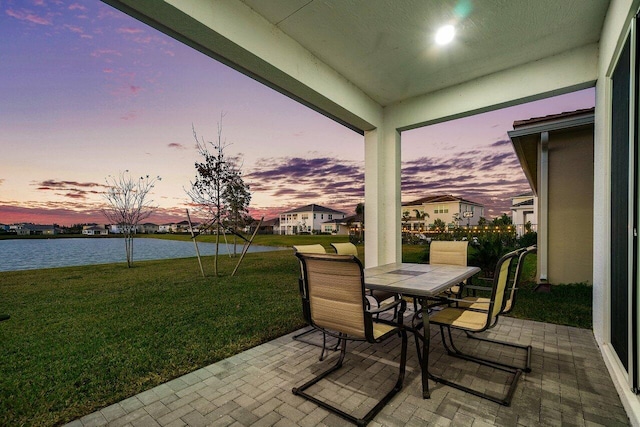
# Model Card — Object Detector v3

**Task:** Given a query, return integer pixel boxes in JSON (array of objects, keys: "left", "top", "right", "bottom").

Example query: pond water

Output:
[{"left": 0, "top": 238, "right": 283, "bottom": 272}]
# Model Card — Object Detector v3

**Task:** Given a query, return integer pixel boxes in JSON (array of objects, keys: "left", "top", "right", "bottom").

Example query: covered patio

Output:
[
  {"left": 67, "top": 312, "right": 628, "bottom": 426},
  {"left": 99, "top": 0, "right": 640, "bottom": 424}
]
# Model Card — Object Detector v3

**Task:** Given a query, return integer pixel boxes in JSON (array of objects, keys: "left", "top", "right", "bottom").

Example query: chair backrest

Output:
[
  {"left": 503, "top": 245, "right": 537, "bottom": 314},
  {"left": 293, "top": 244, "right": 327, "bottom": 254},
  {"left": 293, "top": 245, "right": 327, "bottom": 297},
  {"left": 429, "top": 241, "right": 468, "bottom": 266},
  {"left": 331, "top": 242, "right": 358, "bottom": 256},
  {"left": 488, "top": 249, "right": 522, "bottom": 320},
  {"left": 296, "top": 253, "right": 367, "bottom": 339}
]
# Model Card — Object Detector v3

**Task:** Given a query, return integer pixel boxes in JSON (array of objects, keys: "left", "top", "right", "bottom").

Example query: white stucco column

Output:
[
  {"left": 538, "top": 132, "right": 549, "bottom": 283},
  {"left": 364, "top": 124, "right": 402, "bottom": 267}
]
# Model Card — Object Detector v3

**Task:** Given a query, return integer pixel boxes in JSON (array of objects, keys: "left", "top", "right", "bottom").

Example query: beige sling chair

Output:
[
  {"left": 293, "top": 253, "right": 407, "bottom": 426},
  {"left": 428, "top": 248, "right": 524, "bottom": 406},
  {"left": 455, "top": 245, "right": 537, "bottom": 372},
  {"left": 410, "top": 240, "right": 470, "bottom": 317},
  {"left": 430, "top": 240, "right": 469, "bottom": 297},
  {"left": 330, "top": 242, "right": 400, "bottom": 314},
  {"left": 292, "top": 244, "right": 333, "bottom": 360}
]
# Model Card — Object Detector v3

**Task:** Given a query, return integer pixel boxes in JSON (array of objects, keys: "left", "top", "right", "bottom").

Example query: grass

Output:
[
  {"left": 0, "top": 250, "right": 303, "bottom": 426},
  {"left": 401, "top": 244, "right": 593, "bottom": 328},
  {"left": 0, "top": 238, "right": 592, "bottom": 425}
]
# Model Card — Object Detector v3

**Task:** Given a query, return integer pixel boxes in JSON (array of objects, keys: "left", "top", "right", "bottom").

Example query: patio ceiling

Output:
[
  {"left": 239, "top": 0, "right": 610, "bottom": 107},
  {"left": 103, "top": 0, "right": 609, "bottom": 132}
]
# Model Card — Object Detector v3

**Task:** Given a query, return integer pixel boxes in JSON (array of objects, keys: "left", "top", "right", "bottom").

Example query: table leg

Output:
[{"left": 421, "top": 298, "right": 430, "bottom": 399}]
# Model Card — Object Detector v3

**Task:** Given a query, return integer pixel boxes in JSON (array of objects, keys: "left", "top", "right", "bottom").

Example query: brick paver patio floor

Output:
[{"left": 65, "top": 310, "right": 630, "bottom": 427}]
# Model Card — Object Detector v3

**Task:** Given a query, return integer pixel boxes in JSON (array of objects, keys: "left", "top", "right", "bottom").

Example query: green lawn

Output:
[
  {"left": 0, "top": 250, "right": 303, "bottom": 426},
  {"left": 0, "top": 238, "right": 592, "bottom": 426}
]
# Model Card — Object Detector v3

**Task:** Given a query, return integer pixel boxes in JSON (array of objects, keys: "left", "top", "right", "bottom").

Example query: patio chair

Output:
[
  {"left": 0, "top": 314, "right": 9, "bottom": 322},
  {"left": 293, "top": 253, "right": 407, "bottom": 426},
  {"left": 430, "top": 240, "right": 469, "bottom": 297},
  {"left": 455, "top": 245, "right": 537, "bottom": 372},
  {"left": 428, "top": 248, "right": 523, "bottom": 406},
  {"left": 417, "top": 240, "right": 470, "bottom": 312},
  {"left": 292, "top": 244, "right": 333, "bottom": 359},
  {"left": 330, "top": 242, "right": 400, "bottom": 313}
]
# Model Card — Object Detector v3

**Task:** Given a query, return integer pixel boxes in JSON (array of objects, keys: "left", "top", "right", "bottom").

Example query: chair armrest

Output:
[
  {"left": 446, "top": 297, "right": 491, "bottom": 304},
  {"left": 368, "top": 298, "right": 405, "bottom": 315}
]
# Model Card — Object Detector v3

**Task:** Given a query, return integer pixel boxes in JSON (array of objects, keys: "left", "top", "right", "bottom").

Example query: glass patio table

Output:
[{"left": 365, "top": 262, "right": 481, "bottom": 399}]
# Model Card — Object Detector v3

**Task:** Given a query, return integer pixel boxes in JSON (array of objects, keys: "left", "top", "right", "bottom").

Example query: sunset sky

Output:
[{"left": 1, "top": 0, "right": 595, "bottom": 226}]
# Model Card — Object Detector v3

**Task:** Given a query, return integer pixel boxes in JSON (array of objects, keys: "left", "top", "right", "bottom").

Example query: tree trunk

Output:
[{"left": 214, "top": 221, "right": 220, "bottom": 276}]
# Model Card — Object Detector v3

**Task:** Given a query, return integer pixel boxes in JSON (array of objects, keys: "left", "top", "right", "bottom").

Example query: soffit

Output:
[{"left": 239, "top": 0, "right": 609, "bottom": 106}]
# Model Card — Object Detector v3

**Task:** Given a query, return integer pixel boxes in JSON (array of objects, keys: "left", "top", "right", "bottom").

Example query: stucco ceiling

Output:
[{"left": 239, "top": 0, "right": 610, "bottom": 106}]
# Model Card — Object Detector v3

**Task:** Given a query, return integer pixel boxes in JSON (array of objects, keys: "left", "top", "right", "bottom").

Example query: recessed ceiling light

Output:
[{"left": 435, "top": 25, "right": 455, "bottom": 45}]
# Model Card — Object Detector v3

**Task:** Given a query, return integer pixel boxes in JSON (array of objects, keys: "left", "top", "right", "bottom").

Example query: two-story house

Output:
[
  {"left": 279, "top": 204, "right": 347, "bottom": 235},
  {"left": 402, "top": 195, "right": 484, "bottom": 232},
  {"left": 511, "top": 194, "right": 538, "bottom": 236}
]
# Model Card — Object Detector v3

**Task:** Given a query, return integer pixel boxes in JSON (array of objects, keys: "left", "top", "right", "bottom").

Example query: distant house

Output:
[
  {"left": 10, "top": 223, "right": 58, "bottom": 235},
  {"left": 511, "top": 194, "right": 538, "bottom": 236},
  {"left": 402, "top": 195, "right": 484, "bottom": 231},
  {"left": 82, "top": 224, "right": 108, "bottom": 236},
  {"left": 278, "top": 204, "right": 347, "bottom": 235},
  {"left": 158, "top": 223, "right": 175, "bottom": 233},
  {"left": 322, "top": 213, "right": 363, "bottom": 236},
  {"left": 139, "top": 223, "right": 159, "bottom": 234},
  {"left": 176, "top": 220, "right": 191, "bottom": 233},
  {"left": 256, "top": 217, "right": 279, "bottom": 234}
]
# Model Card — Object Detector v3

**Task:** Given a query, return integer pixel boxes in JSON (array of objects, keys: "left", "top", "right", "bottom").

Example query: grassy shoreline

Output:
[{"left": 0, "top": 239, "right": 591, "bottom": 425}]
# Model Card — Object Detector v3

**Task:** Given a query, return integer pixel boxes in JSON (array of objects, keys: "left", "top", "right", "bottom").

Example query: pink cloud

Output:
[
  {"left": 129, "top": 85, "right": 141, "bottom": 94},
  {"left": 64, "top": 24, "right": 83, "bottom": 34},
  {"left": 168, "top": 143, "right": 187, "bottom": 150},
  {"left": 120, "top": 111, "right": 137, "bottom": 120},
  {"left": 103, "top": 68, "right": 113, "bottom": 73},
  {"left": 91, "top": 49, "right": 122, "bottom": 58},
  {"left": 68, "top": 3, "right": 87, "bottom": 11},
  {"left": 6, "top": 8, "right": 52, "bottom": 25},
  {"left": 117, "top": 27, "right": 144, "bottom": 34}
]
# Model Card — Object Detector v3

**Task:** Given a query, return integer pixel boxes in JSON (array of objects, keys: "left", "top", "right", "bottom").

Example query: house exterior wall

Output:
[
  {"left": 279, "top": 208, "right": 346, "bottom": 235},
  {"left": 547, "top": 128, "right": 594, "bottom": 285}
]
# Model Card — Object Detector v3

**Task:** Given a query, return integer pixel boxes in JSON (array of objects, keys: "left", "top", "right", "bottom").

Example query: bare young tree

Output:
[
  {"left": 102, "top": 171, "right": 161, "bottom": 268},
  {"left": 186, "top": 119, "right": 234, "bottom": 276},
  {"left": 187, "top": 115, "right": 253, "bottom": 273}
]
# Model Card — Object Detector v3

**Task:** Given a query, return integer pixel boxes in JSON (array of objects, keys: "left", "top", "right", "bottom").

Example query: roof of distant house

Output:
[
  {"left": 281, "top": 203, "right": 346, "bottom": 215},
  {"left": 261, "top": 218, "right": 280, "bottom": 227},
  {"left": 402, "top": 194, "right": 482, "bottom": 207},
  {"left": 512, "top": 198, "right": 534, "bottom": 207}
]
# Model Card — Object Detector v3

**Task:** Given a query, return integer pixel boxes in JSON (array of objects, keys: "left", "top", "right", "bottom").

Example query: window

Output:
[
  {"left": 434, "top": 205, "right": 449, "bottom": 214},
  {"left": 328, "top": 214, "right": 333, "bottom": 220}
]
